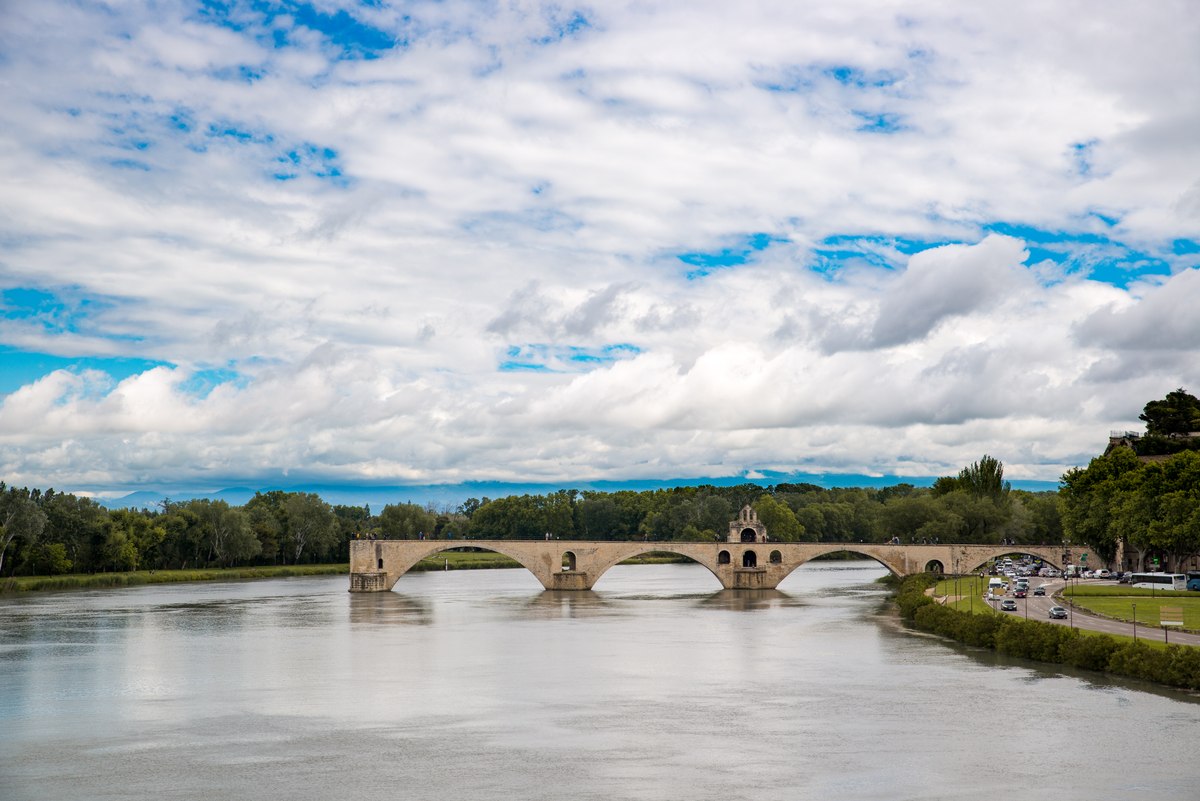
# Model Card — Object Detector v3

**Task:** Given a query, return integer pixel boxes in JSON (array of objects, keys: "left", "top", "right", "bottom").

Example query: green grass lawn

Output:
[
  {"left": 934, "top": 575, "right": 1009, "bottom": 614},
  {"left": 1063, "top": 594, "right": 1200, "bottom": 629}
]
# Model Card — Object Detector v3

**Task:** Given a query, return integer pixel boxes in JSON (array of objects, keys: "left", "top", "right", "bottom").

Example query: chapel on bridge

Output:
[{"left": 728, "top": 505, "right": 767, "bottom": 543}]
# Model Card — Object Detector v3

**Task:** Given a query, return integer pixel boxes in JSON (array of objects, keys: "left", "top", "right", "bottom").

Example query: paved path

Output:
[{"left": 984, "top": 579, "right": 1200, "bottom": 646}]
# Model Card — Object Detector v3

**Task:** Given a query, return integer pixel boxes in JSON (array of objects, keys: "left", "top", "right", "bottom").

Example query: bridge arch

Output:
[
  {"left": 957, "top": 547, "right": 1065, "bottom": 574},
  {"left": 774, "top": 544, "right": 909, "bottom": 582},
  {"left": 379, "top": 542, "right": 551, "bottom": 590},
  {"left": 585, "top": 544, "right": 726, "bottom": 589}
]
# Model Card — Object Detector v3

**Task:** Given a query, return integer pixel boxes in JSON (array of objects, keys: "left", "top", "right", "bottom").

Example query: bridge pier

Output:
[
  {"left": 551, "top": 571, "right": 592, "bottom": 590},
  {"left": 726, "top": 567, "right": 769, "bottom": 589}
]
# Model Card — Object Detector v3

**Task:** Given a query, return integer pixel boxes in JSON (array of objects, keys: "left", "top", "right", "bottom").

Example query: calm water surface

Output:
[{"left": 2, "top": 561, "right": 1198, "bottom": 801}]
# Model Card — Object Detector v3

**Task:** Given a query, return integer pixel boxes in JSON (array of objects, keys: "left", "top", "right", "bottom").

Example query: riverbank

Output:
[
  {"left": 897, "top": 574, "right": 1200, "bottom": 691},
  {"left": 1, "top": 564, "right": 350, "bottom": 593}
]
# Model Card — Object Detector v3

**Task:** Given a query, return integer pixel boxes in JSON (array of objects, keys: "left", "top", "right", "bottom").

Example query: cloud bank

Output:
[{"left": 1, "top": 0, "right": 1198, "bottom": 495}]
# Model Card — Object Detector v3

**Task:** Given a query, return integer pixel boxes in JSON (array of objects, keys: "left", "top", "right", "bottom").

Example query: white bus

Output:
[{"left": 1128, "top": 572, "right": 1186, "bottom": 591}]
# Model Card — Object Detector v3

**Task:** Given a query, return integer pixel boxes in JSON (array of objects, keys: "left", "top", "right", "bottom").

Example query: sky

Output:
[{"left": 1, "top": 0, "right": 1199, "bottom": 504}]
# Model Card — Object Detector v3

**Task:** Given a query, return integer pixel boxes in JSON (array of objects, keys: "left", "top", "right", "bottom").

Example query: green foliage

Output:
[
  {"left": 1139, "top": 388, "right": 1200, "bottom": 437},
  {"left": 379, "top": 502, "right": 437, "bottom": 540},
  {"left": 29, "top": 541, "right": 73, "bottom": 575},
  {"left": 0, "top": 485, "right": 47, "bottom": 575},
  {"left": 1062, "top": 447, "right": 1200, "bottom": 564},
  {"left": 282, "top": 493, "right": 338, "bottom": 564},
  {"left": 752, "top": 494, "right": 805, "bottom": 541}
]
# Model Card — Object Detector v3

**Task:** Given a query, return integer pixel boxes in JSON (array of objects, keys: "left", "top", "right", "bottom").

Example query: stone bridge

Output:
[{"left": 349, "top": 540, "right": 1067, "bottom": 592}]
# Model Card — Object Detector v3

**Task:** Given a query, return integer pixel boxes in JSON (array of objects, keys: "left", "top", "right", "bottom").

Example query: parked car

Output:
[
  {"left": 1048, "top": 606, "right": 1068, "bottom": 619},
  {"left": 1033, "top": 586, "right": 1046, "bottom": 596},
  {"left": 1000, "top": 599, "right": 1018, "bottom": 611},
  {"left": 1118, "top": 573, "right": 1133, "bottom": 584}
]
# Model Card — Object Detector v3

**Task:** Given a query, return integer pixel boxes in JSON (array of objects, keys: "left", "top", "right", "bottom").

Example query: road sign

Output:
[
  {"left": 1081, "top": 553, "right": 1087, "bottom": 562},
  {"left": 1161, "top": 606, "right": 1184, "bottom": 627}
]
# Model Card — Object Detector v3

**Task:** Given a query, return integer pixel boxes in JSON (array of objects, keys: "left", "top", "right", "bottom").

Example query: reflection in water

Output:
[
  {"left": 348, "top": 592, "right": 433, "bottom": 625},
  {"left": 696, "top": 588, "right": 797, "bottom": 612},
  {"left": 523, "top": 590, "right": 612, "bottom": 619}
]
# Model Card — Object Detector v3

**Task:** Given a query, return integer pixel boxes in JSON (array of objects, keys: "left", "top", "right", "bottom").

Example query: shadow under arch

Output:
[{"left": 587, "top": 545, "right": 724, "bottom": 590}]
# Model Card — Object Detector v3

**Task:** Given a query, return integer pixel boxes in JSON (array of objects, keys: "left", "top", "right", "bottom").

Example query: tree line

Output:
[{"left": 0, "top": 455, "right": 1063, "bottom": 578}]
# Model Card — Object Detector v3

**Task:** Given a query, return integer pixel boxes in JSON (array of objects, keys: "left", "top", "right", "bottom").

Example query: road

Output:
[{"left": 984, "top": 578, "right": 1200, "bottom": 646}]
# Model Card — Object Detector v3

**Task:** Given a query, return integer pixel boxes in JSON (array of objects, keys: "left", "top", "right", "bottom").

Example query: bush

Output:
[{"left": 1061, "top": 633, "right": 1117, "bottom": 671}]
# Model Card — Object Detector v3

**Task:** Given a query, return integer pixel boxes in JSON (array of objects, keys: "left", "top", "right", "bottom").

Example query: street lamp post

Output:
[
  {"left": 1132, "top": 602, "right": 1137, "bottom": 641},
  {"left": 953, "top": 557, "right": 959, "bottom": 611}
]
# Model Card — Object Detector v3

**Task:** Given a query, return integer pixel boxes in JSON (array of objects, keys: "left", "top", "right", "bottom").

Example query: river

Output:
[{"left": 1, "top": 561, "right": 1197, "bottom": 800}]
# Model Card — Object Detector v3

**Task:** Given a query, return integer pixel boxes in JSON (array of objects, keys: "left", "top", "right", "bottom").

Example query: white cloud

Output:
[{"left": 0, "top": 0, "right": 1198, "bottom": 493}]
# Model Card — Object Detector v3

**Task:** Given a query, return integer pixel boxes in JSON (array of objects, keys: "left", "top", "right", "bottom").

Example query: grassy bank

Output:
[
  {"left": 1062, "top": 584, "right": 1200, "bottom": 630},
  {"left": 2, "top": 563, "right": 349, "bottom": 593},
  {"left": 896, "top": 574, "right": 1200, "bottom": 690}
]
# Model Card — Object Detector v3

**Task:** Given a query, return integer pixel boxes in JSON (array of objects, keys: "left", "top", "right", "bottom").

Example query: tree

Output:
[
  {"left": 1139, "top": 388, "right": 1200, "bottom": 437},
  {"left": 105, "top": 509, "right": 166, "bottom": 571},
  {"left": 186, "top": 500, "right": 257, "bottom": 566},
  {"left": 752, "top": 494, "right": 805, "bottom": 541},
  {"left": 30, "top": 542, "right": 72, "bottom": 575},
  {"left": 934, "top": 455, "right": 1011, "bottom": 502},
  {"left": 0, "top": 485, "right": 47, "bottom": 576},
  {"left": 379, "top": 502, "right": 437, "bottom": 540},
  {"left": 282, "top": 493, "right": 338, "bottom": 563},
  {"left": 1060, "top": 446, "right": 1145, "bottom": 564},
  {"left": 39, "top": 490, "right": 108, "bottom": 574},
  {"left": 881, "top": 493, "right": 958, "bottom": 542}
]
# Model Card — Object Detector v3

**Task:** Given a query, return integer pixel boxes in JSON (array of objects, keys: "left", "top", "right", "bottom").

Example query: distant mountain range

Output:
[{"left": 93, "top": 473, "right": 1061, "bottom": 510}]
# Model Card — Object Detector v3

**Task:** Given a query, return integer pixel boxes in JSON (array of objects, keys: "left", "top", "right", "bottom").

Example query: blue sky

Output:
[{"left": 2, "top": 1, "right": 1199, "bottom": 502}]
